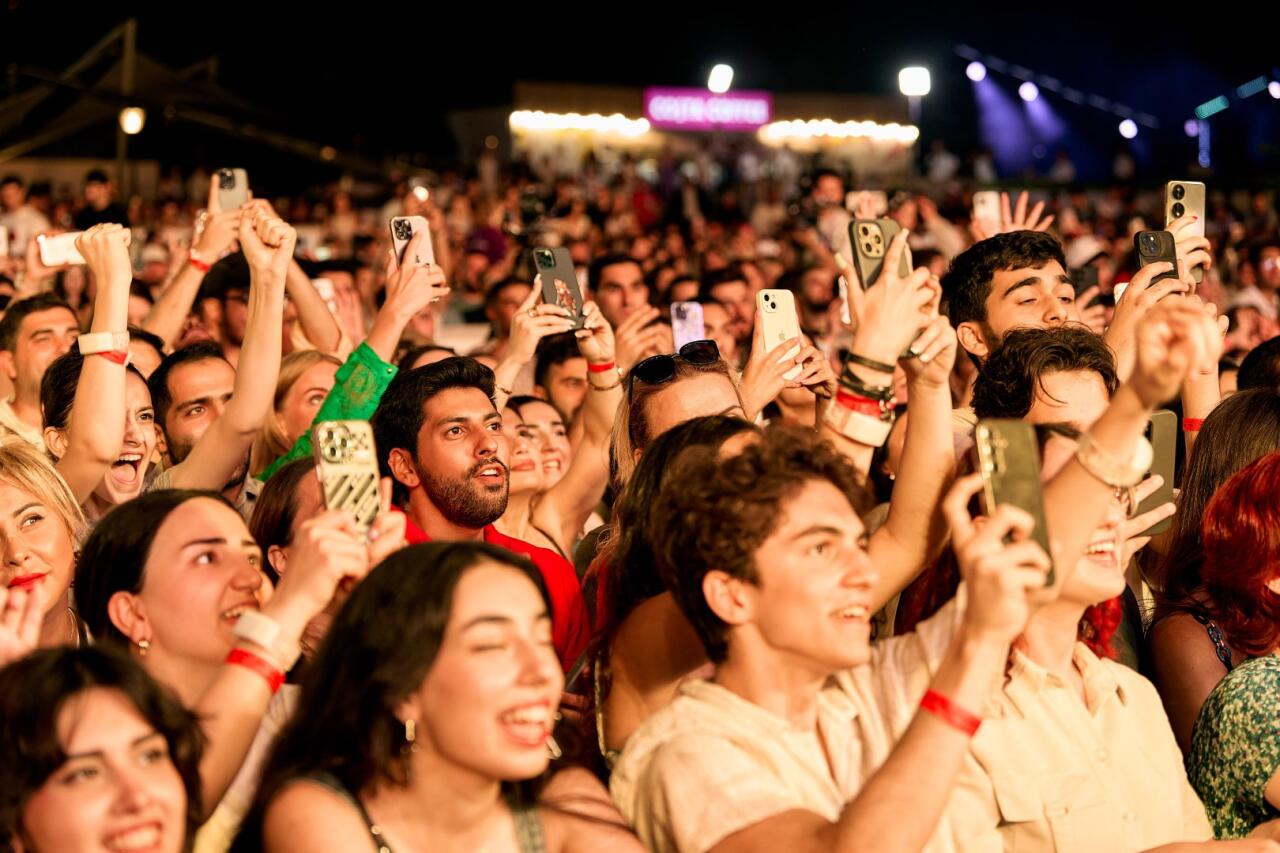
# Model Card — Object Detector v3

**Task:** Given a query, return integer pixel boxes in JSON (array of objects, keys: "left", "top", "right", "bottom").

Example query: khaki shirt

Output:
[
  {"left": 0, "top": 397, "right": 45, "bottom": 449},
  {"left": 611, "top": 595, "right": 966, "bottom": 853},
  {"left": 945, "top": 643, "right": 1212, "bottom": 852}
]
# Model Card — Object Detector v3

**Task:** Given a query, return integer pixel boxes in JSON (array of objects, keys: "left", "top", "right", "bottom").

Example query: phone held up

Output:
[
  {"left": 312, "top": 420, "right": 382, "bottom": 534},
  {"left": 757, "top": 289, "right": 803, "bottom": 382},
  {"left": 972, "top": 419, "right": 1055, "bottom": 587},
  {"left": 390, "top": 216, "right": 436, "bottom": 267},
  {"left": 533, "top": 246, "right": 587, "bottom": 330},
  {"left": 848, "top": 218, "right": 912, "bottom": 291},
  {"left": 216, "top": 168, "right": 249, "bottom": 210}
]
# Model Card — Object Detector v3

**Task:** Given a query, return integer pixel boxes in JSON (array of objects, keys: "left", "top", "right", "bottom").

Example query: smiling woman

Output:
[
  {"left": 233, "top": 541, "right": 640, "bottom": 853},
  {"left": 0, "top": 645, "right": 203, "bottom": 853},
  {"left": 0, "top": 438, "right": 87, "bottom": 649}
]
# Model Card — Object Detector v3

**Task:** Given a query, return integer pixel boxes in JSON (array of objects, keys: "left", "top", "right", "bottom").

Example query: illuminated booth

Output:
[{"left": 508, "top": 82, "right": 918, "bottom": 178}]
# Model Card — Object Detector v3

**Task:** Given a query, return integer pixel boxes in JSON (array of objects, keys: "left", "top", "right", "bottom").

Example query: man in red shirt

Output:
[{"left": 371, "top": 356, "right": 588, "bottom": 670}]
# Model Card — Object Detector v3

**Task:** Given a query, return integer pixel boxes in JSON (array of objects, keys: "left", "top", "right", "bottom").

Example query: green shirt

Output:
[
  {"left": 1188, "top": 655, "right": 1280, "bottom": 838},
  {"left": 259, "top": 343, "right": 397, "bottom": 482}
]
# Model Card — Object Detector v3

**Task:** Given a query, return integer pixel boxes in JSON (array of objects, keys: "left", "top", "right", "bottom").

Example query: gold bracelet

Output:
[
  {"left": 1073, "top": 432, "right": 1153, "bottom": 489},
  {"left": 496, "top": 384, "right": 513, "bottom": 397},
  {"left": 589, "top": 376, "right": 622, "bottom": 392}
]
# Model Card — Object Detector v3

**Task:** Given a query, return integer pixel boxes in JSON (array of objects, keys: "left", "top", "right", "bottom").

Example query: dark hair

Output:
[
  {"left": 534, "top": 333, "right": 583, "bottom": 393},
  {"left": 971, "top": 326, "right": 1117, "bottom": 420},
  {"left": 130, "top": 279, "right": 155, "bottom": 305},
  {"left": 593, "top": 416, "right": 760, "bottom": 650},
  {"left": 1157, "top": 390, "right": 1280, "bottom": 605},
  {"left": 396, "top": 344, "right": 457, "bottom": 373},
  {"left": 587, "top": 254, "right": 641, "bottom": 292},
  {"left": 698, "top": 265, "right": 747, "bottom": 302},
  {"left": 652, "top": 425, "right": 868, "bottom": 663},
  {"left": 940, "top": 231, "right": 1067, "bottom": 328},
  {"left": 235, "top": 542, "right": 554, "bottom": 846},
  {"left": 40, "top": 349, "right": 148, "bottom": 434},
  {"left": 1237, "top": 337, "right": 1280, "bottom": 392},
  {"left": 84, "top": 169, "right": 109, "bottom": 185},
  {"left": 0, "top": 174, "right": 21, "bottom": 189},
  {"left": 197, "top": 252, "right": 250, "bottom": 310},
  {"left": 484, "top": 277, "right": 531, "bottom": 309},
  {"left": 147, "top": 342, "right": 229, "bottom": 432},
  {"left": 248, "top": 457, "right": 317, "bottom": 585},
  {"left": 75, "top": 490, "right": 237, "bottom": 646},
  {"left": 0, "top": 646, "right": 205, "bottom": 850},
  {"left": 0, "top": 292, "right": 75, "bottom": 352},
  {"left": 370, "top": 357, "right": 496, "bottom": 505},
  {"left": 129, "top": 324, "right": 166, "bottom": 358}
]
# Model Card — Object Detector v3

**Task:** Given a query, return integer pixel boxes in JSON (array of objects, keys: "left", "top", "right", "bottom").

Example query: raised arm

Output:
[
  {"left": 866, "top": 314, "right": 958, "bottom": 611},
  {"left": 142, "top": 178, "right": 243, "bottom": 349},
  {"left": 165, "top": 205, "right": 290, "bottom": 490},
  {"left": 54, "top": 224, "right": 133, "bottom": 503},
  {"left": 283, "top": 258, "right": 347, "bottom": 357},
  {"left": 535, "top": 301, "right": 622, "bottom": 550}
]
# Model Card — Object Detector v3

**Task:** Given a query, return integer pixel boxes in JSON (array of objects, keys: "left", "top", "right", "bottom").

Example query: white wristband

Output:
[
  {"left": 232, "top": 609, "right": 281, "bottom": 651},
  {"left": 77, "top": 331, "right": 130, "bottom": 356}
]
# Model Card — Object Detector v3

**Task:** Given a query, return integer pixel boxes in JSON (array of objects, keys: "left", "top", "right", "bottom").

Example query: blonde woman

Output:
[{"left": 249, "top": 350, "right": 342, "bottom": 477}]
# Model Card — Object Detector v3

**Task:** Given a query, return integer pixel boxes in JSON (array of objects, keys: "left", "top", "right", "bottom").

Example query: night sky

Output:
[{"left": 3, "top": 2, "right": 1277, "bottom": 182}]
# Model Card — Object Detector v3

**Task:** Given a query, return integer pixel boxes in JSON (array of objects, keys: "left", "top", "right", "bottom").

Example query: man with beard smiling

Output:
[{"left": 371, "top": 356, "right": 588, "bottom": 670}]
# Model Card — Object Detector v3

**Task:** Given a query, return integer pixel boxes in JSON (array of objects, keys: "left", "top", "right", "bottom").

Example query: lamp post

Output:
[{"left": 898, "top": 66, "right": 930, "bottom": 178}]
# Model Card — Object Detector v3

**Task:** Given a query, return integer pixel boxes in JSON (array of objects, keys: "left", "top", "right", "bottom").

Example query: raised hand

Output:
[
  {"left": 75, "top": 223, "right": 133, "bottom": 287},
  {"left": 575, "top": 301, "right": 617, "bottom": 366},
  {"left": 970, "top": 191, "right": 1055, "bottom": 241},
  {"left": 506, "top": 284, "right": 576, "bottom": 366},
  {"left": 0, "top": 584, "right": 46, "bottom": 669},
  {"left": 1130, "top": 297, "right": 1224, "bottom": 410},
  {"left": 383, "top": 230, "right": 450, "bottom": 319},
  {"left": 238, "top": 205, "right": 296, "bottom": 282},
  {"left": 838, "top": 230, "right": 935, "bottom": 364}
]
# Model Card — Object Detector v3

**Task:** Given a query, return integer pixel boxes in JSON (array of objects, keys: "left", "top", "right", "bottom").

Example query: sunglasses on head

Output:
[{"left": 629, "top": 340, "right": 721, "bottom": 388}]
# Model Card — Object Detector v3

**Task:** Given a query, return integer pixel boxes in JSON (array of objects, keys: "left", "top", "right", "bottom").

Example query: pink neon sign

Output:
[{"left": 643, "top": 87, "right": 773, "bottom": 131}]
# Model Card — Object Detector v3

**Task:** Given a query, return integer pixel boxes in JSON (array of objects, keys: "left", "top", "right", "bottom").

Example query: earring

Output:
[
  {"left": 136, "top": 638, "right": 150, "bottom": 657},
  {"left": 547, "top": 711, "right": 563, "bottom": 760},
  {"left": 402, "top": 718, "right": 419, "bottom": 755}
]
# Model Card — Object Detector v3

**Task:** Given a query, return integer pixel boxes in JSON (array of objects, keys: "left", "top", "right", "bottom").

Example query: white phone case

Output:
[
  {"left": 390, "top": 216, "right": 435, "bottom": 266},
  {"left": 757, "top": 289, "right": 803, "bottom": 381},
  {"left": 37, "top": 232, "right": 86, "bottom": 266}
]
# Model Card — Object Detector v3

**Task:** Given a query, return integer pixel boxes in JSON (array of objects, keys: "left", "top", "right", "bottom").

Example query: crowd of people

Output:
[{"left": 1, "top": 134, "right": 1280, "bottom": 853}]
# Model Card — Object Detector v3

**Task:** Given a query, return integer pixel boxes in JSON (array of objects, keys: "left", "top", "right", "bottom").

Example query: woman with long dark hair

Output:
[{"left": 236, "top": 542, "right": 640, "bottom": 852}]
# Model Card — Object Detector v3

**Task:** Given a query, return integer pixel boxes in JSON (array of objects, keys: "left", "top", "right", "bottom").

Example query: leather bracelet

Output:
[
  {"left": 226, "top": 648, "right": 285, "bottom": 694},
  {"left": 920, "top": 689, "right": 982, "bottom": 737},
  {"left": 843, "top": 352, "right": 896, "bottom": 375}
]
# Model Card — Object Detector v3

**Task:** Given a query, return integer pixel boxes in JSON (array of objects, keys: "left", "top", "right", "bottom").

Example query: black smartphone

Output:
[
  {"left": 1134, "top": 231, "right": 1180, "bottom": 284},
  {"left": 1136, "top": 410, "right": 1176, "bottom": 537},
  {"left": 532, "top": 247, "right": 586, "bottom": 330},
  {"left": 973, "top": 419, "right": 1055, "bottom": 586}
]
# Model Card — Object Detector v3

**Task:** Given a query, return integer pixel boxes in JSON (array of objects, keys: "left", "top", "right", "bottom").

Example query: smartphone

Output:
[
  {"left": 1165, "top": 180, "right": 1206, "bottom": 284},
  {"left": 837, "top": 276, "right": 852, "bottom": 325},
  {"left": 757, "top": 289, "right": 803, "bottom": 381},
  {"left": 671, "top": 301, "right": 705, "bottom": 350},
  {"left": 973, "top": 419, "right": 1054, "bottom": 586},
  {"left": 36, "top": 232, "right": 86, "bottom": 267},
  {"left": 973, "top": 190, "right": 1001, "bottom": 232},
  {"left": 312, "top": 420, "right": 381, "bottom": 533},
  {"left": 1136, "top": 410, "right": 1176, "bottom": 537},
  {"left": 1134, "top": 230, "right": 1180, "bottom": 285},
  {"left": 216, "top": 168, "right": 249, "bottom": 210},
  {"left": 532, "top": 246, "right": 586, "bottom": 330},
  {"left": 849, "top": 219, "right": 911, "bottom": 290},
  {"left": 1070, "top": 265, "right": 1098, "bottom": 297},
  {"left": 390, "top": 215, "right": 435, "bottom": 267}
]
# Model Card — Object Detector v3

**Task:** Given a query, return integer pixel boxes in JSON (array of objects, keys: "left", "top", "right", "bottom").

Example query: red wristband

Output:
[
  {"left": 188, "top": 251, "right": 211, "bottom": 273},
  {"left": 93, "top": 350, "right": 129, "bottom": 365},
  {"left": 1183, "top": 417, "right": 1204, "bottom": 433},
  {"left": 835, "top": 389, "right": 888, "bottom": 419},
  {"left": 920, "top": 689, "right": 982, "bottom": 737},
  {"left": 587, "top": 361, "right": 616, "bottom": 374},
  {"left": 226, "top": 648, "right": 285, "bottom": 694}
]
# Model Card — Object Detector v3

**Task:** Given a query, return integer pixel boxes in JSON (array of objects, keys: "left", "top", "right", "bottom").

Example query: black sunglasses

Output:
[{"left": 629, "top": 340, "right": 721, "bottom": 388}]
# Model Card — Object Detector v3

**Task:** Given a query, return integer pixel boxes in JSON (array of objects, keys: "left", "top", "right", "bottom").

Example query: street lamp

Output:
[
  {"left": 898, "top": 66, "right": 929, "bottom": 124},
  {"left": 708, "top": 64, "right": 734, "bottom": 95},
  {"left": 118, "top": 106, "right": 146, "bottom": 135}
]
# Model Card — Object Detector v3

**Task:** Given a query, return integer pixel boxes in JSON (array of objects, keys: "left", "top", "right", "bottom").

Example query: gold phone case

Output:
[
  {"left": 312, "top": 420, "right": 381, "bottom": 532},
  {"left": 850, "top": 218, "right": 912, "bottom": 289},
  {"left": 1137, "top": 410, "right": 1176, "bottom": 537},
  {"left": 1165, "top": 181, "right": 1206, "bottom": 283},
  {"left": 974, "top": 419, "right": 1054, "bottom": 586}
]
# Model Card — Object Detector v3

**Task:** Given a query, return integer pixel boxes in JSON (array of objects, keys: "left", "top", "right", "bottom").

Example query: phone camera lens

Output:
[
  {"left": 1171, "top": 202, "right": 1185, "bottom": 218},
  {"left": 873, "top": 234, "right": 882, "bottom": 245},
  {"left": 1172, "top": 184, "right": 1186, "bottom": 200},
  {"left": 218, "top": 170, "right": 234, "bottom": 189}
]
